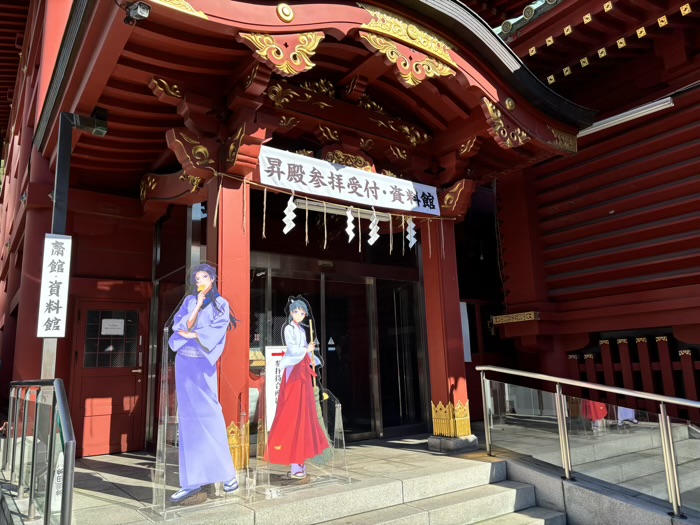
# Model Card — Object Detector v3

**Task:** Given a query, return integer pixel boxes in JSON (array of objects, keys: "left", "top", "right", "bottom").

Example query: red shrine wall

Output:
[{"left": 496, "top": 87, "right": 700, "bottom": 417}]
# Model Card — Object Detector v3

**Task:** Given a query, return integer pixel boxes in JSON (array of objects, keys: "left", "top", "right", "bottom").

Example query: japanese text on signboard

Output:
[
  {"left": 258, "top": 146, "right": 441, "bottom": 217},
  {"left": 37, "top": 235, "right": 72, "bottom": 338}
]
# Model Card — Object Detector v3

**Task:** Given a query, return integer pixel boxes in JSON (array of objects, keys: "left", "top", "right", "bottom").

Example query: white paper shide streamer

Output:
[
  {"left": 368, "top": 208, "right": 380, "bottom": 246},
  {"left": 345, "top": 207, "right": 355, "bottom": 242},
  {"left": 282, "top": 195, "right": 297, "bottom": 234},
  {"left": 406, "top": 217, "right": 416, "bottom": 248}
]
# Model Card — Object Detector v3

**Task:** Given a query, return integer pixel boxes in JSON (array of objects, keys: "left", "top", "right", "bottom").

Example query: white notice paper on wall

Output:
[
  {"left": 37, "top": 234, "right": 73, "bottom": 338},
  {"left": 101, "top": 319, "right": 125, "bottom": 336}
]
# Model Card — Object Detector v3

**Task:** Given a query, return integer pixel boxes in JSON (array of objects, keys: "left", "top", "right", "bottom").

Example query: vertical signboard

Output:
[
  {"left": 37, "top": 234, "right": 72, "bottom": 338},
  {"left": 264, "top": 346, "right": 286, "bottom": 430}
]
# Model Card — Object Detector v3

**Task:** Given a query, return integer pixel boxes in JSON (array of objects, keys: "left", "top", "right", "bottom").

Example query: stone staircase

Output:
[{"left": 240, "top": 455, "right": 564, "bottom": 525}]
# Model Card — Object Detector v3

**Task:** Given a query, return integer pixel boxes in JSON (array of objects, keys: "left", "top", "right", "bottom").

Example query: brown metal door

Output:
[{"left": 71, "top": 301, "right": 148, "bottom": 457}]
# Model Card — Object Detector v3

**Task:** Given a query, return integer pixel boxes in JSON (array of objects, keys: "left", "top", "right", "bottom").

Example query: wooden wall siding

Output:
[
  {"left": 571, "top": 337, "right": 700, "bottom": 422},
  {"left": 531, "top": 91, "right": 700, "bottom": 304}
]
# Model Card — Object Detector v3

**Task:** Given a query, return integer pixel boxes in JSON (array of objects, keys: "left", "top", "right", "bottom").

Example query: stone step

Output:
[
  {"left": 474, "top": 507, "right": 567, "bottom": 525},
  {"left": 406, "top": 480, "right": 536, "bottom": 525},
  {"left": 318, "top": 481, "right": 537, "bottom": 525},
  {"left": 619, "top": 457, "right": 700, "bottom": 501}
]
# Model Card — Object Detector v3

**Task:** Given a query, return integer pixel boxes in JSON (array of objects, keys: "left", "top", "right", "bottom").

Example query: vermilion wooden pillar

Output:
[
  {"left": 636, "top": 337, "right": 657, "bottom": 413},
  {"left": 420, "top": 220, "right": 475, "bottom": 450},
  {"left": 600, "top": 340, "right": 617, "bottom": 406},
  {"left": 678, "top": 349, "right": 700, "bottom": 422},
  {"left": 214, "top": 178, "right": 251, "bottom": 462},
  {"left": 583, "top": 352, "right": 599, "bottom": 401},
  {"left": 656, "top": 336, "right": 678, "bottom": 417}
]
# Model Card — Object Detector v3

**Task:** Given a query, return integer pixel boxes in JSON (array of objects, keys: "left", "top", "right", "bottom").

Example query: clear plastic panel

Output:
[
  {"left": 11, "top": 388, "right": 27, "bottom": 480},
  {"left": 486, "top": 381, "right": 562, "bottom": 467},
  {"left": 48, "top": 406, "right": 66, "bottom": 525},
  {"left": 566, "top": 397, "right": 671, "bottom": 504},
  {"left": 17, "top": 389, "right": 40, "bottom": 497},
  {"left": 668, "top": 414, "right": 700, "bottom": 513},
  {"left": 253, "top": 364, "right": 348, "bottom": 497},
  {"left": 30, "top": 391, "right": 55, "bottom": 522}
]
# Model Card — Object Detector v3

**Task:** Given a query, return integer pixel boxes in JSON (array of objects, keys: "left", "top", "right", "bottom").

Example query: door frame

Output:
[
  {"left": 69, "top": 299, "right": 150, "bottom": 456},
  {"left": 251, "top": 251, "right": 426, "bottom": 441}
]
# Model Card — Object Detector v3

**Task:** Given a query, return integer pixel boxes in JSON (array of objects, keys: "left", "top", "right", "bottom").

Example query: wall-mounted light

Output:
[{"left": 124, "top": 2, "right": 150, "bottom": 25}]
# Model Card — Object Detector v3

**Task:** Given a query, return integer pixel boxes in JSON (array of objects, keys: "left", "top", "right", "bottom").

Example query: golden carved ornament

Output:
[
  {"left": 617, "top": 339, "right": 628, "bottom": 344},
  {"left": 360, "top": 32, "right": 455, "bottom": 87},
  {"left": 267, "top": 83, "right": 300, "bottom": 109},
  {"left": 227, "top": 125, "right": 246, "bottom": 164},
  {"left": 370, "top": 118, "right": 431, "bottom": 147},
  {"left": 279, "top": 116, "right": 299, "bottom": 128},
  {"left": 681, "top": 4, "right": 691, "bottom": 15},
  {"left": 636, "top": 338, "right": 647, "bottom": 343},
  {"left": 318, "top": 125, "right": 340, "bottom": 142},
  {"left": 580, "top": 57, "right": 589, "bottom": 67},
  {"left": 679, "top": 349, "right": 692, "bottom": 356},
  {"left": 245, "top": 63, "right": 259, "bottom": 89},
  {"left": 276, "top": 3, "right": 294, "bottom": 23},
  {"left": 140, "top": 175, "right": 157, "bottom": 201},
  {"left": 599, "top": 340, "right": 609, "bottom": 345},
  {"left": 381, "top": 169, "right": 398, "bottom": 178},
  {"left": 431, "top": 401, "right": 471, "bottom": 438},
  {"left": 152, "top": 78, "right": 182, "bottom": 98},
  {"left": 240, "top": 32, "right": 324, "bottom": 77},
  {"left": 358, "top": 94, "right": 387, "bottom": 114},
  {"left": 482, "top": 97, "right": 530, "bottom": 149},
  {"left": 491, "top": 311, "right": 539, "bottom": 325},
  {"left": 301, "top": 78, "right": 336, "bottom": 98},
  {"left": 360, "top": 138, "right": 375, "bottom": 151},
  {"left": 179, "top": 173, "right": 203, "bottom": 193},
  {"left": 604, "top": 1, "right": 613, "bottom": 11},
  {"left": 359, "top": 4, "right": 457, "bottom": 67},
  {"left": 656, "top": 336, "right": 668, "bottom": 342},
  {"left": 658, "top": 15, "right": 668, "bottom": 27},
  {"left": 388, "top": 145, "right": 407, "bottom": 160},
  {"left": 227, "top": 420, "right": 250, "bottom": 470},
  {"left": 459, "top": 137, "right": 478, "bottom": 156},
  {"left": 568, "top": 354, "right": 580, "bottom": 360},
  {"left": 637, "top": 27, "right": 647, "bottom": 38},
  {"left": 325, "top": 150, "right": 372, "bottom": 171},
  {"left": 548, "top": 126, "right": 577, "bottom": 153},
  {"left": 505, "top": 98, "right": 516, "bottom": 111},
  {"left": 583, "top": 353, "right": 595, "bottom": 359},
  {"left": 441, "top": 180, "right": 465, "bottom": 211},
  {"left": 151, "top": 0, "right": 208, "bottom": 19},
  {"left": 295, "top": 149, "right": 314, "bottom": 157}
]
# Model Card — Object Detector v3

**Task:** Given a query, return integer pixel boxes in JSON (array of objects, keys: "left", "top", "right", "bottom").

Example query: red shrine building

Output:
[{"left": 0, "top": 0, "right": 697, "bottom": 458}]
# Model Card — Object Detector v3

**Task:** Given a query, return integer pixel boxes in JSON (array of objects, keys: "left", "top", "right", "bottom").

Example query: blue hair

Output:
[{"left": 288, "top": 299, "right": 309, "bottom": 321}]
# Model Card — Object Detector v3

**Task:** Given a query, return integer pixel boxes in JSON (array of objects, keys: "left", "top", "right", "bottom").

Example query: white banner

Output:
[
  {"left": 259, "top": 146, "right": 441, "bottom": 216},
  {"left": 37, "top": 234, "right": 72, "bottom": 338},
  {"left": 264, "top": 346, "right": 286, "bottom": 431}
]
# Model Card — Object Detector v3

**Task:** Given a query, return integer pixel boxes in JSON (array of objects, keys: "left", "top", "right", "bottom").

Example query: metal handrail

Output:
[
  {"left": 2, "top": 378, "right": 75, "bottom": 525},
  {"left": 477, "top": 365, "right": 690, "bottom": 519}
]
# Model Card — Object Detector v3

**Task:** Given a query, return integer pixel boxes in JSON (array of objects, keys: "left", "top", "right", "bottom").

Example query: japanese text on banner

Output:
[{"left": 258, "top": 146, "right": 440, "bottom": 216}]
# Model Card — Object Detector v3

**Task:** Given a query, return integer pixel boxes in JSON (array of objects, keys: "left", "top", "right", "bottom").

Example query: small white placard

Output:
[
  {"left": 264, "top": 346, "right": 287, "bottom": 431},
  {"left": 37, "top": 234, "right": 72, "bottom": 338},
  {"left": 101, "top": 319, "right": 125, "bottom": 336}
]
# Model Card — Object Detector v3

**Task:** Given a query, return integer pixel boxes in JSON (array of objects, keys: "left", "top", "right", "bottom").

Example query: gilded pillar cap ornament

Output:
[
  {"left": 637, "top": 27, "right": 647, "bottom": 38},
  {"left": 636, "top": 337, "right": 647, "bottom": 343},
  {"left": 563, "top": 66, "right": 571, "bottom": 76},
  {"left": 583, "top": 13, "right": 592, "bottom": 23},
  {"left": 681, "top": 4, "right": 691, "bottom": 15},
  {"left": 277, "top": 3, "right": 294, "bottom": 23},
  {"left": 604, "top": 2, "right": 613, "bottom": 12},
  {"left": 679, "top": 349, "right": 692, "bottom": 356},
  {"left": 564, "top": 25, "right": 572, "bottom": 36},
  {"left": 547, "top": 75, "right": 555, "bottom": 85},
  {"left": 599, "top": 339, "right": 609, "bottom": 345},
  {"left": 583, "top": 353, "right": 595, "bottom": 359},
  {"left": 580, "top": 57, "right": 589, "bottom": 67},
  {"left": 656, "top": 336, "right": 668, "bottom": 342},
  {"left": 529, "top": 46, "right": 537, "bottom": 56}
]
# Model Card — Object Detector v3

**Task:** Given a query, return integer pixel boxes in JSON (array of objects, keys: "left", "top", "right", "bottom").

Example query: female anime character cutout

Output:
[
  {"left": 267, "top": 296, "right": 330, "bottom": 479},
  {"left": 168, "top": 264, "right": 239, "bottom": 503}
]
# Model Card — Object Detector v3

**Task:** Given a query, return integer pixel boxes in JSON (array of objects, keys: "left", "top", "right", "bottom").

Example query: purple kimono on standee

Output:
[{"left": 168, "top": 264, "right": 239, "bottom": 503}]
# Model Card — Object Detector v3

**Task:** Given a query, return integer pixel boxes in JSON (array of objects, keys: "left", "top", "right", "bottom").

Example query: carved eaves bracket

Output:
[
  {"left": 237, "top": 32, "right": 325, "bottom": 77},
  {"left": 438, "top": 179, "right": 476, "bottom": 220}
]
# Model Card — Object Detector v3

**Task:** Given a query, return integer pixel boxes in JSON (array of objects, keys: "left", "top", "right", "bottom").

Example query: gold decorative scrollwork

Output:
[
  {"left": 441, "top": 180, "right": 464, "bottom": 211},
  {"left": 267, "top": 83, "right": 300, "bottom": 109},
  {"left": 599, "top": 340, "right": 609, "bottom": 345},
  {"left": 370, "top": 118, "right": 430, "bottom": 147},
  {"left": 361, "top": 33, "right": 455, "bottom": 87},
  {"left": 389, "top": 145, "right": 407, "bottom": 160},
  {"left": 245, "top": 63, "right": 259, "bottom": 89},
  {"left": 679, "top": 349, "right": 692, "bottom": 356},
  {"left": 151, "top": 0, "right": 207, "bottom": 19},
  {"left": 152, "top": 78, "right": 182, "bottom": 98},
  {"left": 617, "top": 339, "right": 628, "bottom": 345},
  {"left": 240, "top": 32, "right": 324, "bottom": 77},
  {"left": 227, "top": 125, "right": 246, "bottom": 165},
  {"left": 431, "top": 401, "right": 471, "bottom": 438},
  {"left": 491, "top": 311, "right": 540, "bottom": 325},
  {"left": 325, "top": 150, "right": 372, "bottom": 171},
  {"left": 583, "top": 353, "right": 595, "bottom": 359},
  {"left": 360, "top": 138, "right": 375, "bottom": 151},
  {"left": 482, "top": 97, "right": 530, "bottom": 148},
  {"left": 318, "top": 125, "right": 340, "bottom": 142},
  {"left": 300, "top": 78, "right": 336, "bottom": 98},
  {"left": 548, "top": 126, "right": 577, "bottom": 153},
  {"left": 381, "top": 169, "right": 397, "bottom": 178},
  {"left": 192, "top": 146, "right": 214, "bottom": 166},
  {"left": 656, "top": 336, "right": 668, "bottom": 342},
  {"left": 140, "top": 176, "right": 157, "bottom": 201},
  {"left": 636, "top": 338, "right": 647, "bottom": 343},
  {"left": 360, "top": 4, "right": 457, "bottom": 67},
  {"left": 459, "top": 137, "right": 477, "bottom": 156},
  {"left": 179, "top": 173, "right": 203, "bottom": 193},
  {"left": 358, "top": 94, "right": 386, "bottom": 114},
  {"left": 568, "top": 354, "right": 580, "bottom": 360},
  {"left": 279, "top": 116, "right": 299, "bottom": 128},
  {"left": 295, "top": 149, "right": 314, "bottom": 157}
]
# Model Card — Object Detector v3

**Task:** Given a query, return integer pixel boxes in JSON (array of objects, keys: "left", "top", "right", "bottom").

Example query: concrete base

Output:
[{"left": 428, "top": 434, "right": 479, "bottom": 453}]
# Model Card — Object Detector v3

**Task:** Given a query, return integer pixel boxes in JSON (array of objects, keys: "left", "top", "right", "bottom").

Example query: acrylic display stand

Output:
[{"left": 251, "top": 365, "right": 349, "bottom": 498}]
